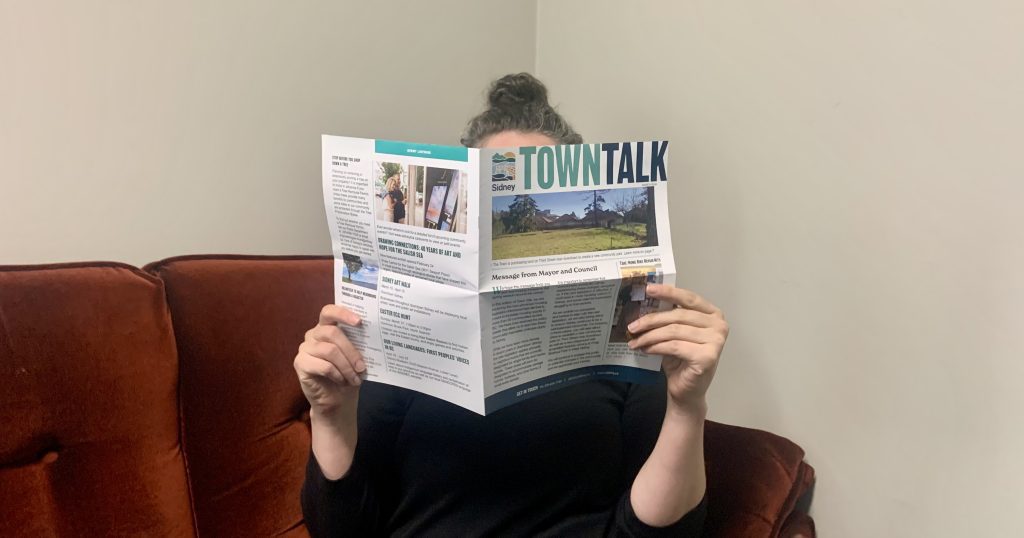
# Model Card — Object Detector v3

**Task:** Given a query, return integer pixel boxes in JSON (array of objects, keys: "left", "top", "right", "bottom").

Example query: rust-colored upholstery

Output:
[
  {"left": 779, "top": 511, "right": 817, "bottom": 538},
  {"left": 144, "top": 255, "right": 332, "bottom": 538},
  {"left": 0, "top": 256, "right": 815, "bottom": 537},
  {"left": 0, "top": 263, "right": 195, "bottom": 537},
  {"left": 704, "top": 421, "right": 817, "bottom": 537}
]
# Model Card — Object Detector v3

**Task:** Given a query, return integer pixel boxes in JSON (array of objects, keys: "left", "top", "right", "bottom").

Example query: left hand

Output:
[{"left": 627, "top": 284, "right": 729, "bottom": 409}]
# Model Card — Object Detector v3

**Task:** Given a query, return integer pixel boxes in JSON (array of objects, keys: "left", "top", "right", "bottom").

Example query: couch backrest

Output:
[
  {"left": 0, "top": 263, "right": 196, "bottom": 537},
  {"left": 146, "top": 255, "right": 331, "bottom": 538}
]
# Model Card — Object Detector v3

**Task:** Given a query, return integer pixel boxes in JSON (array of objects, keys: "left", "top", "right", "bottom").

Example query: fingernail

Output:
[
  {"left": 355, "top": 360, "right": 366, "bottom": 372},
  {"left": 627, "top": 321, "right": 638, "bottom": 332},
  {"left": 627, "top": 339, "right": 637, "bottom": 349}
]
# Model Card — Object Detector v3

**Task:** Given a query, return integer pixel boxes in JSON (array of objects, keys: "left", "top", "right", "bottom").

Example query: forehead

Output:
[{"left": 479, "top": 131, "right": 558, "bottom": 148}]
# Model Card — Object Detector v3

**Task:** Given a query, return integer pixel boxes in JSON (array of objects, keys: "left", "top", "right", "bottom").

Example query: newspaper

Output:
[{"left": 322, "top": 135, "right": 676, "bottom": 415}]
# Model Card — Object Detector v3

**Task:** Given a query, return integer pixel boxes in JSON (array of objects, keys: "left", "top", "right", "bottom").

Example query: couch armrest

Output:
[
  {"left": 780, "top": 508, "right": 816, "bottom": 538},
  {"left": 703, "top": 420, "right": 816, "bottom": 537}
]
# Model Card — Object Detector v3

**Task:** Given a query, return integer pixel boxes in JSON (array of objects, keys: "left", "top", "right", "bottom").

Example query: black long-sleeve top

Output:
[{"left": 301, "top": 377, "right": 706, "bottom": 537}]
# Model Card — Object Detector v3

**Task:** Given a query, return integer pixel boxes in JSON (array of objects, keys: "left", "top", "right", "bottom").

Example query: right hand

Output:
[{"left": 294, "top": 305, "right": 366, "bottom": 415}]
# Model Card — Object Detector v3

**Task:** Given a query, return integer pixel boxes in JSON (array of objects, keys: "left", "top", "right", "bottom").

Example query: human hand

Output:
[
  {"left": 627, "top": 284, "right": 729, "bottom": 411},
  {"left": 293, "top": 305, "right": 366, "bottom": 416}
]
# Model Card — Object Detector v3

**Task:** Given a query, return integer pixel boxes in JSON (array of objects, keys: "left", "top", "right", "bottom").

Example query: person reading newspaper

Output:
[{"left": 295, "top": 74, "right": 730, "bottom": 536}]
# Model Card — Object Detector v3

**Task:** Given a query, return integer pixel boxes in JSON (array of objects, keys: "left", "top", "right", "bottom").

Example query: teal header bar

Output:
[{"left": 375, "top": 140, "right": 468, "bottom": 162}]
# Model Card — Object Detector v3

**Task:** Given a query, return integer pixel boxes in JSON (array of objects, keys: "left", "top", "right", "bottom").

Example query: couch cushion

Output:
[
  {"left": 0, "top": 262, "right": 196, "bottom": 537},
  {"left": 146, "top": 255, "right": 332, "bottom": 538},
  {"left": 703, "top": 420, "right": 816, "bottom": 537}
]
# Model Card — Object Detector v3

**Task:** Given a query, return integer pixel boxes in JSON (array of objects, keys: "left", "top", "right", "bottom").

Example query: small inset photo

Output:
[
  {"left": 374, "top": 162, "right": 409, "bottom": 225},
  {"left": 374, "top": 162, "right": 468, "bottom": 234},
  {"left": 410, "top": 166, "right": 469, "bottom": 234},
  {"left": 609, "top": 266, "right": 662, "bottom": 343},
  {"left": 341, "top": 253, "right": 379, "bottom": 291}
]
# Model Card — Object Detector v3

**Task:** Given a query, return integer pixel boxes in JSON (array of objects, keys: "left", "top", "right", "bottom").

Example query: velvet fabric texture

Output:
[
  {"left": 705, "top": 421, "right": 817, "bottom": 537},
  {"left": 0, "top": 263, "right": 195, "bottom": 537},
  {"left": 1, "top": 256, "right": 815, "bottom": 537},
  {"left": 145, "top": 255, "right": 333, "bottom": 538}
]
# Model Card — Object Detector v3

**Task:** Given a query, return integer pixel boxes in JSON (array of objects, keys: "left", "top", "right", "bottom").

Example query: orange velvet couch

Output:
[{"left": 0, "top": 255, "right": 815, "bottom": 537}]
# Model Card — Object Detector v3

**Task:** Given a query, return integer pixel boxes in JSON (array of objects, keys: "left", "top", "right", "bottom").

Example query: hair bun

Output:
[{"left": 488, "top": 73, "right": 549, "bottom": 109}]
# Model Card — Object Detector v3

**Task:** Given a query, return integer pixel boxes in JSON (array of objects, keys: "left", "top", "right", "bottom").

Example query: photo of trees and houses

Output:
[{"left": 491, "top": 186, "right": 658, "bottom": 260}]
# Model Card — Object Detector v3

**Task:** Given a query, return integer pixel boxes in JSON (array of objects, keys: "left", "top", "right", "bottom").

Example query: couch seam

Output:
[
  {"left": 771, "top": 461, "right": 815, "bottom": 537},
  {"left": 142, "top": 254, "right": 331, "bottom": 274},
  {"left": 0, "top": 261, "right": 165, "bottom": 287},
  {"left": 152, "top": 268, "right": 203, "bottom": 538}
]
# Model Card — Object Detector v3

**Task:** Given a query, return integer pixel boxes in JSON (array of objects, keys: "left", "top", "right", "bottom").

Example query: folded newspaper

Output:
[{"left": 322, "top": 136, "right": 676, "bottom": 415}]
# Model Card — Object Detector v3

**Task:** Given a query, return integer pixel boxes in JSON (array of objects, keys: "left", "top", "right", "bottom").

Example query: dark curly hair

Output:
[{"left": 460, "top": 73, "right": 583, "bottom": 147}]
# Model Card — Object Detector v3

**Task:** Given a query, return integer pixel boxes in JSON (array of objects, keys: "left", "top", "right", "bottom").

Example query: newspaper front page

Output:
[{"left": 323, "top": 136, "right": 675, "bottom": 415}]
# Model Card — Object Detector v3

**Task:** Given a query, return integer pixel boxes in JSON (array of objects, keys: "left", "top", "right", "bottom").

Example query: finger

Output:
[
  {"left": 643, "top": 339, "right": 700, "bottom": 358},
  {"left": 641, "top": 340, "right": 716, "bottom": 366},
  {"left": 310, "top": 341, "right": 362, "bottom": 386},
  {"left": 318, "top": 304, "right": 361, "bottom": 327},
  {"left": 294, "top": 353, "right": 347, "bottom": 385},
  {"left": 627, "top": 308, "right": 716, "bottom": 335},
  {"left": 301, "top": 340, "right": 362, "bottom": 386},
  {"left": 645, "top": 285, "right": 720, "bottom": 316},
  {"left": 628, "top": 323, "right": 717, "bottom": 350},
  {"left": 307, "top": 324, "right": 366, "bottom": 372}
]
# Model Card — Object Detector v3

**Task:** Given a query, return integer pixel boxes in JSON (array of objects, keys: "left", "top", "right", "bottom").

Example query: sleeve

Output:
[
  {"left": 610, "top": 494, "right": 707, "bottom": 537},
  {"left": 607, "top": 378, "right": 706, "bottom": 537},
  {"left": 301, "top": 382, "right": 414, "bottom": 537}
]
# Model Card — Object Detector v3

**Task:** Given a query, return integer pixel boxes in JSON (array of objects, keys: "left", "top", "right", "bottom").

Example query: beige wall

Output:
[
  {"left": 537, "top": 1, "right": 1024, "bottom": 536},
  {"left": 0, "top": 1, "right": 536, "bottom": 265}
]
